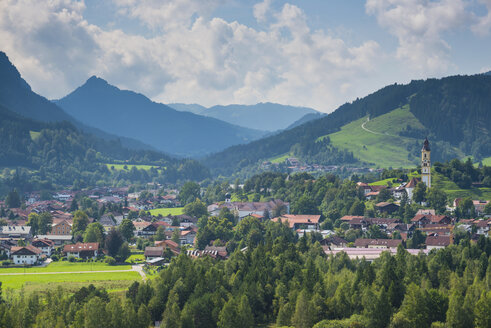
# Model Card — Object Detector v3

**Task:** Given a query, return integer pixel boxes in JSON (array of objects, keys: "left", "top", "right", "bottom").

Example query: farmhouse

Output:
[
  {"left": 50, "top": 219, "right": 72, "bottom": 235},
  {"left": 63, "top": 242, "right": 100, "bottom": 259},
  {"left": 10, "top": 245, "right": 42, "bottom": 265},
  {"left": 426, "top": 235, "right": 452, "bottom": 250},
  {"left": 271, "top": 214, "right": 320, "bottom": 230},
  {"left": 354, "top": 238, "right": 403, "bottom": 249},
  {"left": 31, "top": 239, "right": 54, "bottom": 256}
]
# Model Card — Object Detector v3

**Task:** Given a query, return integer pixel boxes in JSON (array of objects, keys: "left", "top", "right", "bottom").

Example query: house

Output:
[
  {"left": 36, "top": 234, "right": 72, "bottom": 246},
  {"left": 144, "top": 246, "right": 164, "bottom": 260},
  {"left": 0, "top": 225, "right": 32, "bottom": 241},
  {"left": 271, "top": 214, "right": 321, "bottom": 230},
  {"left": 99, "top": 214, "right": 118, "bottom": 231},
  {"left": 186, "top": 246, "right": 228, "bottom": 259},
  {"left": 31, "top": 239, "right": 54, "bottom": 256},
  {"left": 63, "top": 242, "right": 99, "bottom": 259},
  {"left": 418, "top": 225, "right": 453, "bottom": 236},
  {"left": 426, "top": 235, "right": 452, "bottom": 250},
  {"left": 208, "top": 199, "right": 290, "bottom": 221},
  {"left": 405, "top": 177, "right": 421, "bottom": 200},
  {"left": 320, "top": 236, "right": 348, "bottom": 248},
  {"left": 10, "top": 245, "right": 42, "bottom": 265},
  {"left": 180, "top": 230, "right": 197, "bottom": 245},
  {"left": 453, "top": 199, "right": 490, "bottom": 216},
  {"left": 154, "top": 240, "right": 180, "bottom": 255},
  {"left": 50, "top": 219, "right": 72, "bottom": 235},
  {"left": 133, "top": 221, "right": 151, "bottom": 236},
  {"left": 354, "top": 238, "right": 403, "bottom": 249},
  {"left": 375, "top": 202, "right": 400, "bottom": 214},
  {"left": 411, "top": 214, "right": 452, "bottom": 227},
  {"left": 473, "top": 219, "right": 490, "bottom": 235}
]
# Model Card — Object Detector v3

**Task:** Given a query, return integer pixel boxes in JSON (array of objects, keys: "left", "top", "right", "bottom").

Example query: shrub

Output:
[
  {"left": 2, "top": 261, "right": 11, "bottom": 266},
  {"left": 51, "top": 254, "right": 59, "bottom": 261},
  {"left": 104, "top": 256, "right": 116, "bottom": 265},
  {"left": 68, "top": 255, "right": 76, "bottom": 262}
]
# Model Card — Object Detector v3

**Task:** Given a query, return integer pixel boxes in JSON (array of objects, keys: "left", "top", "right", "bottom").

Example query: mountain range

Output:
[
  {"left": 204, "top": 74, "right": 491, "bottom": 175},
  {"left": 56, "top": 77, "right": 267, "bottom": 157},
  {"left": 168, "top": 102, "right": 319, "bottom": 132},
  {"left": 0, "top": 52, "right": 153, "bottom": 151}
]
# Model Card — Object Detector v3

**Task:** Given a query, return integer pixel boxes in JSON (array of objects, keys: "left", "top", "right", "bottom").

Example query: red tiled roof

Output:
[
  {"left": 271, "top": 214, "right": 321, "bottom": 229},
  {"left": 426, "top": 235, "right": 452, "bottom": 247},
  {"left": 63, "top": 242, "right": 99, "bottom": 253},
  {"left": 354, "top": 238, "right": 402, "bottom": 248}
]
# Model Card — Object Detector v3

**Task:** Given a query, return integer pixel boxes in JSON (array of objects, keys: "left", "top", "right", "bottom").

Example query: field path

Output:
[
  {"left": 132, "top": 264, "right": 147, "bottom": 281},
  {"left": 361, "top": 117, "right": 396, "bottom": 137},
  {"left": 0, "top": 269, "right": 133, "bottom": 276}
]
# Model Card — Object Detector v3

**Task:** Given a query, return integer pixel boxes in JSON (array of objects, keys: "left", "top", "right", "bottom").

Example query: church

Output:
[{"left": 405, "top": 138, "right": 431, "bottom": 200}]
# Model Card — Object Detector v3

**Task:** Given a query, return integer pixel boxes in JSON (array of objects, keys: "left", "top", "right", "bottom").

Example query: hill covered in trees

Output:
[
  {"left": 204, "top": 75, "right": 491, "bottom": 175},
  {"left": 0, "top": 104, "right": 209, "bottom": 195}
]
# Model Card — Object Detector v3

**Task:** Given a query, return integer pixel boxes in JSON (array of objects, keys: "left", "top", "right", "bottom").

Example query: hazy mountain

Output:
[
  {"left": 168, "top": 103, "right": 207, "bottom": 115},
  {"left": 0, "top": 51, "right": 154, "bottom": 151},
  {"left": 56, "top": 77, "right": 266, "bottom": 157},
  {"left": 204, "top": 74, "right": 491, "bottom": 175},
  {"left": 285, "top": 112, "right": 326, "bottom": 130},
  {"left": 169, "top": 102, "right": 319, "bottom": 132}
]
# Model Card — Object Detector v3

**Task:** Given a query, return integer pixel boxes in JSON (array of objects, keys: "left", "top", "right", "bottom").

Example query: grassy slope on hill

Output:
[
  {"left": 323, "top": 107, "right": 463, "bottom": 168},
  {"left": 105, "top": 163, "right": 161, "bottom": 171},
  {"left": 322, "top": 108, "right": 419, "bottom": 168}
]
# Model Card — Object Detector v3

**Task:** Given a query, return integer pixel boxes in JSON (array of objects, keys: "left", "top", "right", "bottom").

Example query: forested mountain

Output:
[
  {"left": 0, "top": 52, "right": 153, "bottom": 151},
  {"left": 56, "top": 78, "right": 266, "bottom": 157},
  {"left": 169, "top": 102, "right": 319, "bottom": 132},
  {"left": 204, "top": 75, "right": 491, "bottom": 175},
  {"left": 0, "top": 104, "right": 210, "bottom": 194}
]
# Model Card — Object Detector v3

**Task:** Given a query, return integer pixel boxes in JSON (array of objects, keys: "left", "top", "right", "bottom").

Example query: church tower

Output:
[{"left": 421, "top": 138, "right": 431, "bottom": 188}]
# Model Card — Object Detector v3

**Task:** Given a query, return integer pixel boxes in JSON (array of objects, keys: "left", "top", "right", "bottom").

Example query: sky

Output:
[{"left": 1, "top": 0, "right": 490, "bottom": 113}]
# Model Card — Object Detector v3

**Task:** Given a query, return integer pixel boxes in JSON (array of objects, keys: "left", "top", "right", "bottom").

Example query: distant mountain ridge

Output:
[
  {"left": 204, "top": 74, "right": 491, "bottom": 175},
  {"left": 0, "top": 51, "right": 154, "bottom": 151},
  {"left": 169, "top": 102, "right": 319, "bottom": 132},
  {"left": 56, "top": 77, "right": 266, "bottom": 157}
]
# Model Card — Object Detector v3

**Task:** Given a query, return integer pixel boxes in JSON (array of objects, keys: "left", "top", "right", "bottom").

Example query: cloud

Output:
[
  {"left": 253, "top": 0, "right": 273, "bottom": 23},
  {"left": 472, "top": 0, "right": 491, "bottom": 36},
  {"left": 366, "top": 0, "right": 468, "bottom": 74},
  {"left": 0, "top": 0, "right": 384, "bottom": 112}
]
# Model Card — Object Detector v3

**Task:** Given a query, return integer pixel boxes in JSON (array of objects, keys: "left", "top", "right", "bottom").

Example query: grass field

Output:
[
  {"left": 105, "top": 163, "right": 161, "bottom": 171},
  {"left": 149, "top": 207, "right": 184, "bottom": 216},
  {"left": 481, "top": 157, "right": 491, "bottom": 166},
  {"left": 0, "top": 271, "right": 141, "bottom": 290},
  {"left": 268, "top": 153, "right": 291, "bottom": 164},
  {"left": 29, "top": 131, "right": 40, "bottom": 141},
  {"left": 0, "top": 261, "right": 131, "bottom": 273}
]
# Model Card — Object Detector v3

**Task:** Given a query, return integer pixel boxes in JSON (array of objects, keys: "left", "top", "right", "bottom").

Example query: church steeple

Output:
[{"left": 421, "top": 138, "right": 431, "bottom": 188}]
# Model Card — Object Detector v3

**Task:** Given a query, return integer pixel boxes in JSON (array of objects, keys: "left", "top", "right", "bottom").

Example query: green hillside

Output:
[
  {"left": 432, "top": 171, "right": 491, "bottom": 200},
  {"left": 323, "top": 107, "right": 463, "bottom": 168}
]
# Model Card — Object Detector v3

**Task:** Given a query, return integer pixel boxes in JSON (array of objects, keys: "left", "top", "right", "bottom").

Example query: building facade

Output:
[{"left": 421, "top": 138, "right": 431, "bottom": 188}]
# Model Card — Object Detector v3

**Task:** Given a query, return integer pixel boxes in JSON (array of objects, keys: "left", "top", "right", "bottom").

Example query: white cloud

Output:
[
  {"left": 366, "top": 0, "right": 468, "bottom": 74},
  {"left": 0, "top": 0, "right": 385, "bottom": 112},
  {"left": 472, "top": 0, "right": 491, "bottom": 36},
  {"left": 253, "top": 0, "right": 273, "bottom": 23}
]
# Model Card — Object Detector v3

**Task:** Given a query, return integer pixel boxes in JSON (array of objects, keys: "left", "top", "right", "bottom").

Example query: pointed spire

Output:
[{"left": 422, "top": 137, "right": 430, "bottom": 151}]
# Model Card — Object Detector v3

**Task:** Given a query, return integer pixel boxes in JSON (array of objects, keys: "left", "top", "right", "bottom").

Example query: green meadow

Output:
[
  {"left": 0, "top": 271, "right": 141, "bottom": 291},
  {"left": 0, "top": 261, "right": 131, "bottom": 274},
  {"left": 149, "top": 207, "right": 185, "bottom": 216},
  {"left": 29, "top": 130, "right": 40, "bottom": 141},
  {"left": 105, "top": 163, "right": 161, "bottom": 171},
  {"left": 323, "top": 108, "right": 422, "bottom": 168}
]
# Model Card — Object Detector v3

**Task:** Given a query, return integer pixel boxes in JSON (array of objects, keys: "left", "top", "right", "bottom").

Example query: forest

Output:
[
  {"left": 0, "top": 105, "right": 210, "bottom": 196},
  {"left": 0, "top": 222, "right": 489, "bottom": 328}
]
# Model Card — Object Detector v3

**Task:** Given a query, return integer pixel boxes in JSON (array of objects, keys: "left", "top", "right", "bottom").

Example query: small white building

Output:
[
  {"left": 31, "top": 239, "right": 54, "bottom": 256},
  {"left": 10, "top": 246, "right": 42, "bottom": 265}
]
